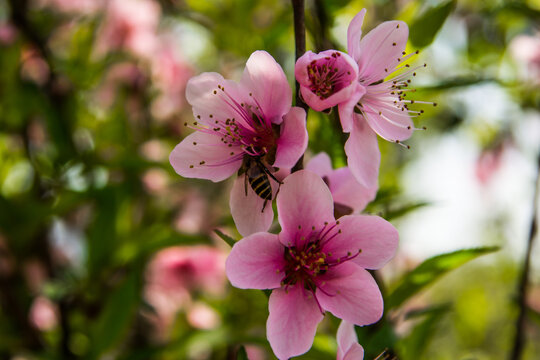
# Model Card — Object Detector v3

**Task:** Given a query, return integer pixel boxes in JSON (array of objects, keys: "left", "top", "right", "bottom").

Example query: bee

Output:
[{"left": 239, "top": 156, "right": 281, "bottom": 212}]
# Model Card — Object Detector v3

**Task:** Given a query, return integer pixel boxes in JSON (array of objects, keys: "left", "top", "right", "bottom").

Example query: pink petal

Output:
[
  {"left": 305, "top": 152, "right": 333, "bottom": 178},
  {"left": 295, "top": 50, "right": 359, "bottom": 111},
  {"left": 344, "top": 117, "right": 380, "bottom": 189},
  {"left": 344, "top": 344, "right": 365, "bottom": 360},
  {"left": 324, "top": 215, "right": 398, "bottom": 270},
  {"left": 240, "top": 50, "right": 291, "bottom": 124},
  {"left": 169, "top": 131, "right": 242, "bottom": 182},
  {"left": 328, "top": 167, "right": 377, "bottom": 213},
  {"left": 338, "top": 83, "right": 366, "bottom": 133},
  {"left": 225, "top": 233, "right": 285, "bottom": 290},
  {"left": 230, "top": 175, "right": 275, "bottom": 237},
  {"left": 337, "top": 321, "right": 362, "bottom": 360},
  {"left": 277, "top": 170, "right": 334, "bottom": 247},
  {"left": 273, "top": 106, "right": 308, "bottom": 169},
  {"left": 317, "top": 263, "right": 383, "bottom": 326},
  {"left": 362, "top": 99, "right": 414, "bottom": 141},
  {"left": 185, "top": 72, "right": 243, "bottom": 125},
  {"left": 347, "top": 9, "right": 367, "bottom": 62},
  {"left": 267, "top": 286, "right": 324, "bottom": 360},
  {"left": 357, "top": 20, "right": 409, "bottom": 84}
]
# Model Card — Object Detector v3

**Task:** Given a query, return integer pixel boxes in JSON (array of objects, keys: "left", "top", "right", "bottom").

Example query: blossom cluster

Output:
[{"left": 169, "top": 8, "right": 426, "bottom": 360}]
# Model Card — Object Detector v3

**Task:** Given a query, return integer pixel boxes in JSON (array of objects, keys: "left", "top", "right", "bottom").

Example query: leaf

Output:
[
  {"left": 214, "top": 229, "right": 237, "bottom": 247},
  {"left": 398, "top": 303, "right": 450, "bottom": 358},
  {"left": 87, "top": 266, "right": 142, "bottom": 359},
  {"left": 386, "top": 246, "right": 499, "bottom": 310},
  {"left": 236, "top": 345, "right": 249, "bottom": 360},
  {"left": 409, "top": 0, "right": 456, "bottom": 48}
]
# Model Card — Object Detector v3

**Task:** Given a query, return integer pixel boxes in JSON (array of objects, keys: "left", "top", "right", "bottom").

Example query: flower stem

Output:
[{"left": 509, "top": 149, "right": 540, "bottom": 360}]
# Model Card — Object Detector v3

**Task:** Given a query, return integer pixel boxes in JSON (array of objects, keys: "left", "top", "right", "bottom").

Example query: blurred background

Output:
[{"left": 0, "top": 0, "right": 539, "bottom": 359}]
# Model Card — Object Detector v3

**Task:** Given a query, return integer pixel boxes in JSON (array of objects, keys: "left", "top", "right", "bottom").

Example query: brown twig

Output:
[
  {"left": 509, "top": 149, "right": 540, "bottom": 360},
  {"left": 291, "top": 0, "right": 308, "bottom": 173}
]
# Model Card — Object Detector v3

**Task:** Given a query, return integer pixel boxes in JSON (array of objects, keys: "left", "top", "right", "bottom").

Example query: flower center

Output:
[
  {"left": 281, "top": 241, "right": 328, "bottom": 292},
  {"left": 279, "top": 222, "right": 361, "bottom": 293},
  {"left": 307, "top": 52, "right": 352, "bottom": 100}
]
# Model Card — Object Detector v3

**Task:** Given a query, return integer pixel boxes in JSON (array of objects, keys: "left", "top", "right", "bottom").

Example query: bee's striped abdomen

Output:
[{"left": 249, "top": 172, "right": 272, "bottom": 200}]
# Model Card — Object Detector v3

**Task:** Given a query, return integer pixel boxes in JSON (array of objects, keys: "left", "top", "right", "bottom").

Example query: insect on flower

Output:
[
  {"left": 169, "top": 50, "right": 308, "bottom": 236},
  {"left": 239, "top": 155, "right": 282, "bottom": 212}
]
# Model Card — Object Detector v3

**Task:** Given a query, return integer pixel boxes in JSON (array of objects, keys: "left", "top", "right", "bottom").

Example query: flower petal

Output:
[
  {"left": 317, "top": 263, "right": 383, "bottom": 326},
  {"left": 327, "top": 167, "right": 377, "bottom": 213},
  {"left": 169, "top": 131, "right": 242, "bottom": 182},
  {"left": 324, "top": 215, "right": 398, "bottom": 270},
  {"left": 230, "top": 175, "right": 275, "bottom": 237},
  {"left": 357, "top": 20, "right": 409, "bottom": 84},
  {"left": 362, "top": 98, "right": 414, "bottom": 141},
  {"left": 344, "top": 344, "right": 365, "bottom": 360},
  {"left": 241, "top": 50, "right": 291, "bottom": 123},
  {"left": 225, "top": 233, "right": 285, "bottom": 290},
  {"left": 277, "top": 170, "right": 334, "bottom": 247},
  {"left": 305, "top": 152, "right": 333, "bottom": 178},
  {"left": 267, "top": 286, "right": 323, "bottom": 360},
  {"left": 344, "top": 117, "right": 380, "bottom": 189},
  {"left": 347, "top": 8, "right": 367, "bottom": 62},
  {"left": 273, "top": 106, "right": 308, "bottom": 169},
  {"left": 338, "top": 83, "right": 366, "bottom": 133},
  {"left": 185, "top": 72, "right": 242, "bottom": 125},
  {"left": 337, "top": 321, "right": 362, "bottom": 360}
]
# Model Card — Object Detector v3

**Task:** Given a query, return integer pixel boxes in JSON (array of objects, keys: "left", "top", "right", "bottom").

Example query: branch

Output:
[
  {"left": 509, "top": 149, "right": 540, "bottom": 360},
  {"left": 291, "top": 0, "right": 308, "bottom": 173}
]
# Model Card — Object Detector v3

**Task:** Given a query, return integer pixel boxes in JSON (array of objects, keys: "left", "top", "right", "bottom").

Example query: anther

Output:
[
  {"left": 213, "top": 90, "right": 217, "bottom": 94},
  {"left": 193, "top": 142, "right": 197, "bottom": 145},
  {"left": 189, "top": 165, "right": 194, "bottom": 168},
  {"left": 199, "top": 161, "right": 205, "bottom": 165}
]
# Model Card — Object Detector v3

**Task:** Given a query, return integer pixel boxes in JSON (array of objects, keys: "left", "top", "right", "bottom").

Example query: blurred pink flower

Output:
[
  {"left": 20, "top": 48, "right": 50, "bottom": 86},
  {"left": 186, "top": 301, "right": 221, "bottom": 330},
  {"left": 144, "top": 246, "right": 227, "bottom": 327},
  {"left": 29, "top": 296, "right": 59, "bottom": 331},
  {"left": 226, "top": 170, "right": 398, "bottom": 359},
  {"left": 94, "top": 0, "right": 160, "bottom": 58},
  {"left": 0, "top": 23, "right": 17, "bottom": 45},
  {"left": 95, "top": 62, "right": 146, "bottom": 107},
  {"left": 174, "top": 192, "right": 208, "bottom": 234},
  {"left": 150, "top": 38, "right": 193, "bottom": 120},
  {"left": 337, "top": 321, "right": 364, "bottom": 360},
  {"left": 295, "top": 50, "right": 359, "bottom": 111},
  {"left": 305, "top": 152, "right": 377, "bottom": 217},
  {"left": 169, "top": 50, "right": 308, "bottom": 236},
  {"left": 510, "top": 34, "right": 540, "bottom": 81},
  {"left": 475, "top": 146, "right": 504, "bottom": 185}
]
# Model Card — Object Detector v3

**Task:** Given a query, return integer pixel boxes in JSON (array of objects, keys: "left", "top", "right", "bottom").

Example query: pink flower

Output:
[
  {"left": 226, "top": 170, "right": 398, "bottom": 359},
  {"left": 94, "top": 0, "right": 160, "bottom": 58},
  {"left": 295, "top": 10, "right": 429, "bottom": 189},
  {"left": 337, "top": 321, "right": 364, "bottom": 360},
  {"left": 150, "top": 37, "right": 193, "bottom": 119},
  {"left": 144, "top": 246, "right": 227, "bottom": 327},
  {"left": 294, "top": 50, "right": 359, "bottom": 111},
  {"left": 510, "top": 34, "right": 540, "bottom": 82},
  {"left": 29, "top": 296, "right": 59, "bottom": 331},
  {"left": 338, "top": 9, "right": 430, "bottom": 186},
  {"left": 170, "top": 51, "right": 308, "bottom": 236},
  {"left": 305, "top": 152, "right": 377, "bottom": 217}
]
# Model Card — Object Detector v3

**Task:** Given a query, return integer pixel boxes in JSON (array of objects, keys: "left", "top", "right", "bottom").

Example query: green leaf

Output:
[
  {"left": 214, "top": 229, "right": 237, "bottom": 247},
  {"left": 236, "top": 345, "right": 249, "bottom": 360},
  {"left": 386, "top": 246, "right": 499, "bottom": 310},
  {"left": 398, "top": 303, "right": 450, "bottom": 358},
  {"left": 87, "top": 266, "right": 142, "bottom": 359},
  {"left": 409, "top": 0, "right": 456, "bottom": 48}
]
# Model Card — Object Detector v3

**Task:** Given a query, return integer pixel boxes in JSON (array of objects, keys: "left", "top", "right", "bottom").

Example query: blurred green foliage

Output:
[{"left": 0, "top": 0, "right": 538, "bottom": 359}]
